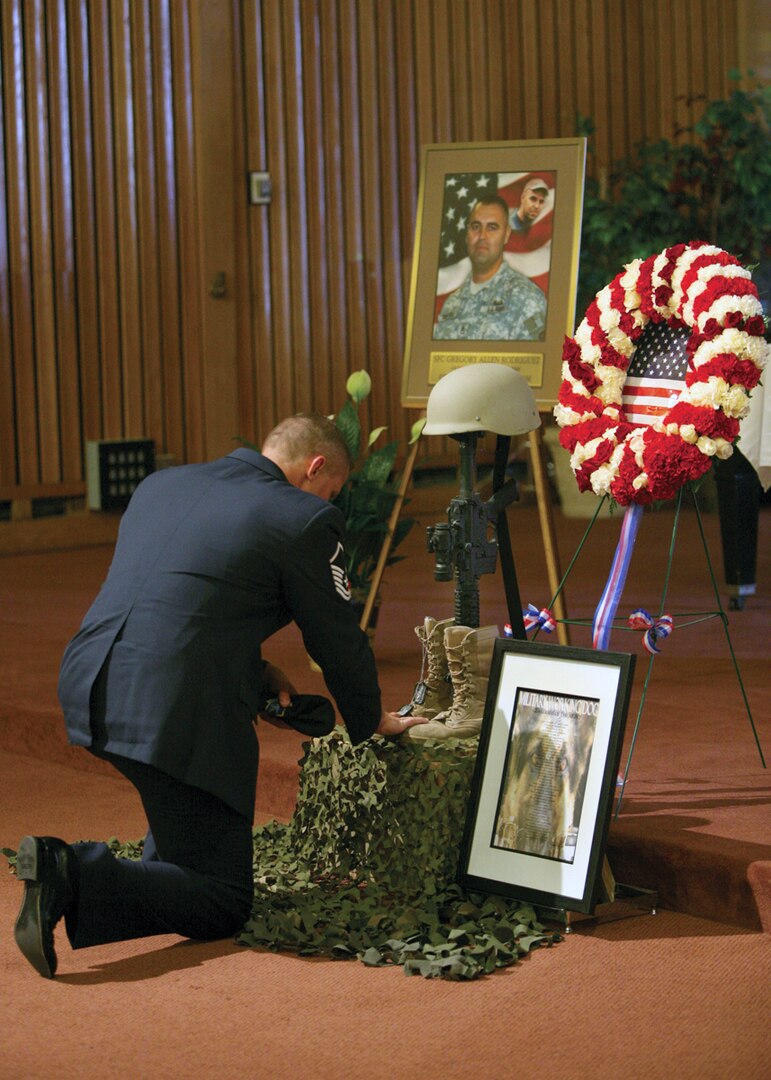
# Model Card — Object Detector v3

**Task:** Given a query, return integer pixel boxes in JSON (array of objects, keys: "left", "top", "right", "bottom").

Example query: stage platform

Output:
[{"left": 1, "top": 488, "right": 769, "bottom": 932}]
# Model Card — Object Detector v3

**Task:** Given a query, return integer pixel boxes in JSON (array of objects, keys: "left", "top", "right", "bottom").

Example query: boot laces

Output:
[{"left": 445, "top": 652, "right": 471, "bottom": 722}]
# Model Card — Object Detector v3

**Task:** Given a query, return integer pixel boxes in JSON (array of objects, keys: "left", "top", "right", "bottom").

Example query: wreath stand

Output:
[{"left": 530, "top": 484, "right": 766, "bottom": 821}]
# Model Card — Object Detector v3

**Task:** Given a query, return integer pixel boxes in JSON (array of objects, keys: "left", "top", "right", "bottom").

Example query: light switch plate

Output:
[{"left": 248, "top": 171, "right": 271, "bottom": 205}]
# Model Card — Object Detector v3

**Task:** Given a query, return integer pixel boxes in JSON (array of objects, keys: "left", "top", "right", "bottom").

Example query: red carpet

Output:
[{"left": 1, "top": 489, "right": 769, "bottom": 1077}]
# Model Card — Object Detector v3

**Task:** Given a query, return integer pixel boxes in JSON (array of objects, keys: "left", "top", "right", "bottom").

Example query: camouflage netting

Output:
[{"left": 237, "top": 730, "right": 560, "bottom": 980}]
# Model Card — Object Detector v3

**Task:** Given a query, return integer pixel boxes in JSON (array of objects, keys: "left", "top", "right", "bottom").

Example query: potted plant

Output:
[{"left": 332, "top": 370, "right": 424, "bottom": 624}]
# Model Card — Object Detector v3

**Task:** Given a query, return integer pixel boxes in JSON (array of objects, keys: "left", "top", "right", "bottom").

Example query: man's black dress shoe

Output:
[{"left": 14, "top": 836, "right": 76, "bottom": 979}]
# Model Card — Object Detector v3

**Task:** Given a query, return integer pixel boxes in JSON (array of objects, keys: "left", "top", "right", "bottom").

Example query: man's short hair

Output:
[
  {"left": 263, "top": 413, "right": 353, "bottom": 473},
  {"left": 470, "top": 194, "right": 512, "bottom": 223}
]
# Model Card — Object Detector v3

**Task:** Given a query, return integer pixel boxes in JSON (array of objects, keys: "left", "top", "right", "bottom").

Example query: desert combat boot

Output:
[
  {"left": 404, "top": 623, "right": 498, "bottom": 740},
  {"left": 401, "top": 616, "right": 454, "bottom": 719}
]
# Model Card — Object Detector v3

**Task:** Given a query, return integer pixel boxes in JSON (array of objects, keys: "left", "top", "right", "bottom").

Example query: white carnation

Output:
[
  {"left": 685, "top": 379, "right": 724, "bottom": 408},
  {"left": 671, "top": 244, "right": 723, "bottom": 298},
  {"left": 595, "top": 367, "right": 625, "bottom": 403},
  {"left": 620, "top": 259, "right": 643, "bottom": 289},
  {"left": 697, "top": 436, "right": 718, "bottom": 456},
  {"left": 554, "top": 402, "right": 589, "bottom": 427},
  {"left": 590, "top": 465, "right": 614, "bottom": 496},
  {"left": 724, "top": 385, "right": 750, "bottom": 418},
  {"left": 697, "top": 294, "right": 762, "bottom": 331},
  {"left": 692, "top": 329, "right": 768, "bottom": 369}
]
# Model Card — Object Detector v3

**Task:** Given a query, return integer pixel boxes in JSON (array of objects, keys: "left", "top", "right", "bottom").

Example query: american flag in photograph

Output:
[
  {"left": 438, "top": 173, "right": 500, "bottom": 268},
  {"left": 621, "top": 322, "right": 690, "bottom": 426},
  {"left": 435, "top": 171, "right": 554, "bottom": 316}
]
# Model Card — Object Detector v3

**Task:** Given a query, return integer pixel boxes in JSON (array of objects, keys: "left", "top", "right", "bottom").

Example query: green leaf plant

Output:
[
  {"left": 332, "top": 371, "right": 424, "bottom": 604},
  {"left": 576, "top": 76, "right": 771, "bottom": 317}
]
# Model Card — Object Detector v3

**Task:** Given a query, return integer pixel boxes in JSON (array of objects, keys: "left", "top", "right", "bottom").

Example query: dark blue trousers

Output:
[{"left": 65, "top": 753, "right": 254, "bottom": 949}]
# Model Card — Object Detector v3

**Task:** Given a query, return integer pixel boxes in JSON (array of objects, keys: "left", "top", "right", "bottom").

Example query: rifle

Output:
[{"left": 426, "top": 432, "right": 526, "bottom": 636}]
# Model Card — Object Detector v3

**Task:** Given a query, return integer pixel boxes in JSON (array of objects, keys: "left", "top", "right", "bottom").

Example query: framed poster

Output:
[
  {"left": 401, "top": 138, "right": 586, "bottom": 411},
  {"left": 458, "top": 638, "right": 635, "bottom": 914}
]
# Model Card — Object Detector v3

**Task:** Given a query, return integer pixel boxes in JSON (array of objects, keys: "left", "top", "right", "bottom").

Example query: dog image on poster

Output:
[{"left": 492, "top": 688, "right": 597, "bottom": 863}]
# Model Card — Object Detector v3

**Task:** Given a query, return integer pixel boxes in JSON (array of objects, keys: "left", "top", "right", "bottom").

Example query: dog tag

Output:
[{"left": 412, "top": 681, "right": 427, "bottom": 705}]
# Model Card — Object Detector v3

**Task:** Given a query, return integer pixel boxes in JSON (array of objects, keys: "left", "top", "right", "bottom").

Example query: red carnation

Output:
[
  {"left": 568, "top": 356, "right": 601, "bottom": 393},
  {"left": 644, "top": 436, "right": 712, "bottom": 501},
  {"left": 580, "top": 417, "right": 618, "bottom": 442},
  {"left": 655, "top": 284, "right": 674, "bottom": 308},
  {"left": 600, "top": 342, "right": 627, "bottom": 369},
  {"left": 667, "top": 401, "right": 741, "bottom": 441},
  {"left": 557, "top": 425, "right": 578, "bottom": 451},
  {"left": 574, "top": 461, "right": 595, "bottom": 492},
  {"left": 586, "top": 299, "right": 602, "bottom": 327},
  {"left": 558, "top": 383, "right": 605, "bottom": 415},
  {"left": 562, "top": 337, "right": 582, "bottom": 364},
  {"left": 637, "top": 260, "right": 656, "bottom": 317},
  {"left": 746, "top": 315, "right": 766, "bottom": 336},
  {"left": 610, "top": 449, "right": 652, "bottom": 506},
  {"left": 692, "top": 277, "right": 758, "bottom": 321},
  {"left": 688, "top": 354, "right": 762, "bottom": 389}
]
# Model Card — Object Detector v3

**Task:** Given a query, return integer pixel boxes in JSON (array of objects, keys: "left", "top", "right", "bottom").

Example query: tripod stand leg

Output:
[
  {"left": 691, "top": 490, "right": 766, "bottom": 768},
  {"left": 615, "top": 491, "right": 684, "bottom": 817}
]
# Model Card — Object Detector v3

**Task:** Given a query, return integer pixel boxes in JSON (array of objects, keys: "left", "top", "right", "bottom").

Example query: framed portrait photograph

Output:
[
  {"left": 458, "top": 638, "right": 636, "bottom": 914},
  {"left": 401, "top": 138, "right": 586, "bottom": 410}
]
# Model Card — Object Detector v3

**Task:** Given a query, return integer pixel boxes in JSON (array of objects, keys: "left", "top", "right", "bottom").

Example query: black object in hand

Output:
[{"left": 261, "top": 694, "right": 336, "bottom": 737}]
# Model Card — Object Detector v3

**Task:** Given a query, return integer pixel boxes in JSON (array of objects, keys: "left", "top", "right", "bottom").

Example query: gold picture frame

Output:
[{"left": 401, "top": 138, "right": 586, "bottom": 411}]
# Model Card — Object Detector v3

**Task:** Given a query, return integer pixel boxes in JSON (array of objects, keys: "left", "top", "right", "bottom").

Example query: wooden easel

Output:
[{"left": 360, "top": 417, "right": 570, "bottom": 645}]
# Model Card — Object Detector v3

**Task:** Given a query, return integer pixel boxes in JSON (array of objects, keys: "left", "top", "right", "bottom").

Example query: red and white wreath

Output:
[{"left": 554, "top": 241, "right": 768, "bottom": 505}]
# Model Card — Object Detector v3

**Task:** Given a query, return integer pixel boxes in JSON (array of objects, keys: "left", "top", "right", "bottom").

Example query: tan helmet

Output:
[{"left": 423, "top": 363, "right": 541, "bottom": 436}]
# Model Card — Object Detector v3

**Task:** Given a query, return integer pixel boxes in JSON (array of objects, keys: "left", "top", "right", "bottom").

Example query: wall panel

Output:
[{"left": 0, "top": 0, "right": 756, "bottom": 503}]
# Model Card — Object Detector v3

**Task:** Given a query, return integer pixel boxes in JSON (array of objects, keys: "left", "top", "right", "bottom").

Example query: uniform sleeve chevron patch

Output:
[{"left": 329, "top": 540, "right": 352, "bottom": 601}]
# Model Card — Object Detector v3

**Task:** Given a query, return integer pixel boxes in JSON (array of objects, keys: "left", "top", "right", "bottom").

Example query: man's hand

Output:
[
  {"left": 261, "top": 661, "right": 297, "bottom": 710},
  {"left": 375, "top": 711, "right": 429, "bottom": 737}
]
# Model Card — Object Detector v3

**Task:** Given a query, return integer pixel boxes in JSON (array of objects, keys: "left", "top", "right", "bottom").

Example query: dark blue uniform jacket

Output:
[{"left": 58, "top": 448, "right": 382, "bottom": 818}]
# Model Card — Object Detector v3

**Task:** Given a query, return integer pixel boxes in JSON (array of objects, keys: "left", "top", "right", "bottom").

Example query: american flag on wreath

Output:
[
  {"left": 621, "top": 322, "right": 690, "bottom": 427},
  {"left": 435, "top": 171, "right": 554, "bottom": 321}
]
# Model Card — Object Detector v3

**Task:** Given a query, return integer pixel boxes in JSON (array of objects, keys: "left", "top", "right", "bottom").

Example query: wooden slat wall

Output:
[
  {"left": 235, "top": 0, "right": 748, "bottom": 455},
  {"left": 0, "top": 0, "right": 753, "bottom": 502},
  {"left": 0, "top": 0, "right": 199, "bottom": 499}
]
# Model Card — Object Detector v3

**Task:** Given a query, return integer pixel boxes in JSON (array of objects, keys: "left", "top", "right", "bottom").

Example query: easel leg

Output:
[
  {"left": 528, "top": 426, "right": 570, "bottom": 645},
  {"left": 360, "top": 437, "right": 422, "bottom": 633}
]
